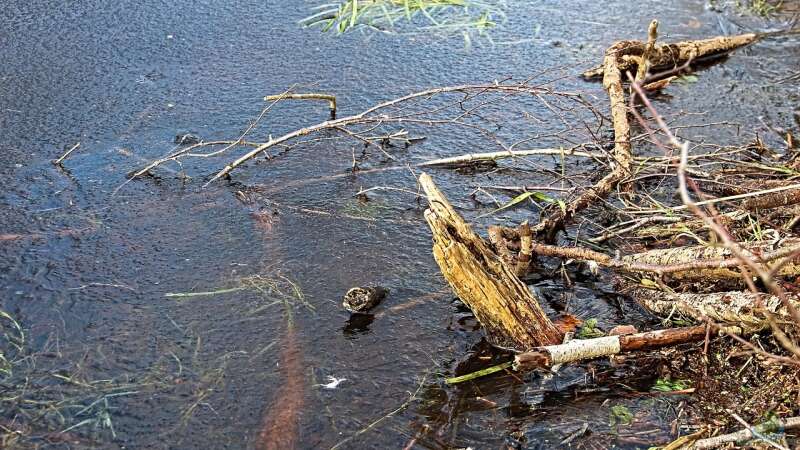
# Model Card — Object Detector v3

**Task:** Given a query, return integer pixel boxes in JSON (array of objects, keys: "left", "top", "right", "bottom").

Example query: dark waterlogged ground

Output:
[{"left": 1, "top": 1, "right": 798, "bottom": 448}]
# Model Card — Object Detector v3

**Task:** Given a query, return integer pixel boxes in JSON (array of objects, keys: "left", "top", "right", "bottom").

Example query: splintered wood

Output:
[{"left": 419, "top": 173, "right": 562, "bottom": 350}]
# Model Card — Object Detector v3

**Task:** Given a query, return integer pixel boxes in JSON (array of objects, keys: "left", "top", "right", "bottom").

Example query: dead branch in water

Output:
[
  {"left": 582, "top": 33, "right": 758, "bottom": 79},
  {"left": 513, "top": 325, "right": 736, "bottom": 372},
  {"left": 531, "top": 31, "right": 635, "bottom": 241},
  {"left": 693, "top": 416, "right": 800, "bottom": 449},
  {"left": 124, "top": 76, "right": 600, "bottom": 190},
  {"left": 517, "top": 28, "right": 757, "bottom": 240},
  {"left": 53, "top": 142, "right": 81, "bottom": 166},
  {"left": 264, "top": 93, "right": 337, "bottom": 119},
  {"left": 417, "top": 146, "right": 602, "bottom": 167}
]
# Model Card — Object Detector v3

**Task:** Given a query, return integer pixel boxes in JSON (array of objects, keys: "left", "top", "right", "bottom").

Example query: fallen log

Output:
[
  {"left": 513, "top": 325, "right": 733, "bottom": 371},
  {"left": 419, "top": 173, "right": 562, "bottom": 350},
  {"left": 629, "top": 289, "right": 800, "bottom": 332}
]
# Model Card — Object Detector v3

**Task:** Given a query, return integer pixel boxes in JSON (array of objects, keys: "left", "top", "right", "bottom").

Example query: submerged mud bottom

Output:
[{"left": 257, "top": 326, "right": 305, "bottom": 450}]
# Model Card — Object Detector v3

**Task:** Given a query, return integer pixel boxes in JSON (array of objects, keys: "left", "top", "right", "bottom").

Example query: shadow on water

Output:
[{"left": 1, "top": 0, "right": 798, "bottom": 448}]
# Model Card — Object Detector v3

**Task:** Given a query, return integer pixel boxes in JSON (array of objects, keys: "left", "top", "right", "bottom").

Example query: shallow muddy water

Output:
[{"left": 1, "top": 1, "right": 798, "bottom": 448}]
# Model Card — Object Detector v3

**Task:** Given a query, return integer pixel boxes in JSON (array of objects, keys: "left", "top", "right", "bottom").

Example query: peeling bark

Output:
[
  {"left": 620, "top": 240, "right": 800, "bottom": 281},
  {"left": 629, "top": 288, "right": 800, "bottom": 332},
  {"left": 514, "top": 325, "right": 712, "bottom": 371},
  {"left": 420, "top": 173, "right": 562, "bottom": 350}
]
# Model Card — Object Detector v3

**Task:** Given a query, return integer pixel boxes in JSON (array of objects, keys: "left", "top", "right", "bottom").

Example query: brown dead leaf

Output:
[{"left": 554, "top": 314, "right": 583, "bottom": 333}]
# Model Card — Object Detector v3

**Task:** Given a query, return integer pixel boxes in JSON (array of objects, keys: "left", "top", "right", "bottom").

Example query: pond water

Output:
[{"left": 1, "top": 1, "right": 798, "bottom": 448}]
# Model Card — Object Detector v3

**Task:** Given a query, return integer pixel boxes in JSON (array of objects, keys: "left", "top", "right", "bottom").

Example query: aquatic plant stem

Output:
[
  {"left": 164, "top": 287, "right": 246, "bottom": 298},
  {"left": 444, "top": 361, "right": 512, "bottom": 384},
  {"left": 330, "top": 373, "right": 428, "bottom": 450}
]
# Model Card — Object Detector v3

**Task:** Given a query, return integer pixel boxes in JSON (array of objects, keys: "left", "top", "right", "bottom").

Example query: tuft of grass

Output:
[
  {"left": 300, "top": 0, "right": 505, "bottom": 36},
  {"left": 739, "top": 0, "right": 783, "bottom": 16}
]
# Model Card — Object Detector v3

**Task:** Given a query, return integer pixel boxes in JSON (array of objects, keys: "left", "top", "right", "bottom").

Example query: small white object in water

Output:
[{"left": 317, "top": 376, "right": 346, "bottom": 389}]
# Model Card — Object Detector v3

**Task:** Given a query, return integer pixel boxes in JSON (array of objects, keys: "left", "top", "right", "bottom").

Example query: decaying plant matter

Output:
[{"left": 418, "top": 20, "right": 799, "bottom": 447}]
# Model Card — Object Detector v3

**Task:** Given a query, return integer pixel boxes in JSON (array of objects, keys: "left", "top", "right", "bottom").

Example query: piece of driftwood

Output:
[
  {"left": 419, "top": 173, "right": 562, "bottom": 350},
  {"left": 582, "top": 33, "right": 757, "bottom": 79},
  {"left": 513, "top": 325, "right": 727, "bottom": 371},
  {"left": 629, "top": 289, "right": 800, "bottom": 333}
]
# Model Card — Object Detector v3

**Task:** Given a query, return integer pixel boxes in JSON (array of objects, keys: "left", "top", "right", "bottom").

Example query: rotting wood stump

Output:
[{"left": 419, "top": 173, "right": 562, "bottom": 350}]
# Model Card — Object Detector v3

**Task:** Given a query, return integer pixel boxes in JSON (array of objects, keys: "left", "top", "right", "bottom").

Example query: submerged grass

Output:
[
  {"left": 0, "top": 332, "right": 174, "bottom": 447},
  {"left": 166, "top": 271, "right": 312, "bottom": 326},
  {"left": 300, "top": 0, "right": 505, "bottom": 37},
  {"left": 742, "top": 0, "right": 783, "bottom": 16},
  {"left": 0, "top": 310, "right": 24, "bottom": 378},
  {"left": 0, "top": 309, "right": 264, "bottom": 448},
  {"left": 1, "top": 275, "right": 305, "bottom": 448}
]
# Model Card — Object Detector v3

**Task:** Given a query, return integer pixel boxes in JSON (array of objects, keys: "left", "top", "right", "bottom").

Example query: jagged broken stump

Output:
[{"left": 419, "top": 173, "right": 562, "bottom": 350}]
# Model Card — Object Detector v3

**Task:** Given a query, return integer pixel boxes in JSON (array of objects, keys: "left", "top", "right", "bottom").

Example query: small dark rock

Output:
[
  {"left": 342, "top": 286, "right": 388, "bottom": 313},
  {"left": 174, "top": 133, "right": 201, "bottom": 145}
]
